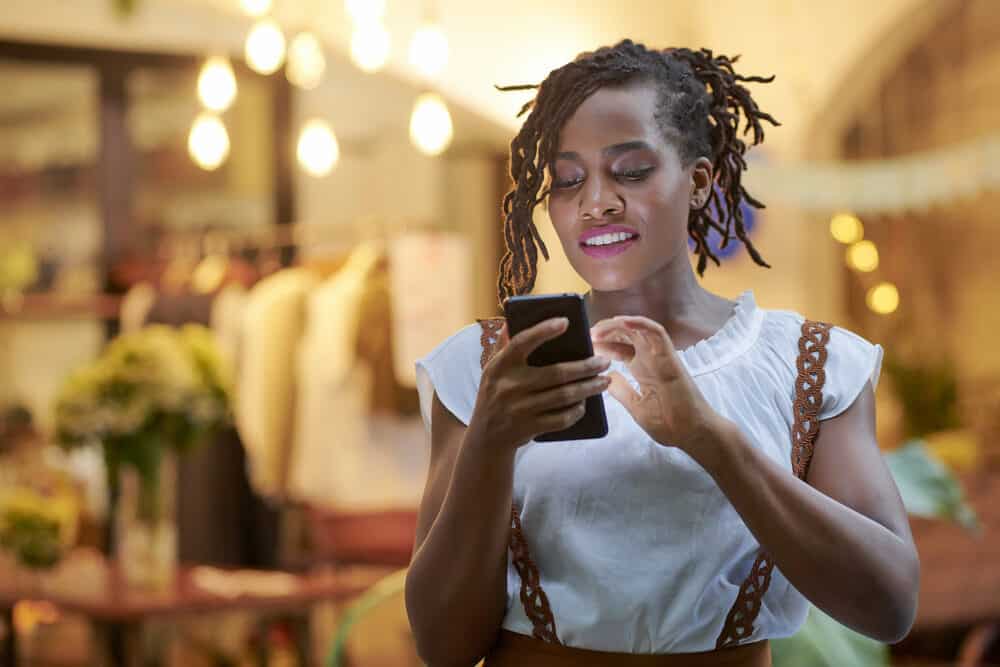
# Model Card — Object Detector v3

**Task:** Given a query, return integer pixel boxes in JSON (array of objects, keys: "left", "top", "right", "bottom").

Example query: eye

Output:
[
  {"left": 552, "top": 175, "right": 583, "bottom": 190},
  {"left": 614, "top": 166, "right": 654, "bottom": 182}
]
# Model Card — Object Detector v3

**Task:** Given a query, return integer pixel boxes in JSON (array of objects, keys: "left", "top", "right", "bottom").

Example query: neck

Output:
[{"left": 584, "top": 253, "right": 737, "bottom": 351}]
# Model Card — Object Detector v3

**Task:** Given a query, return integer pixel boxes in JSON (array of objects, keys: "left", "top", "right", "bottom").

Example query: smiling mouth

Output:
[{"left": 579, "top": 234, "right": 640, "bottom": 258}]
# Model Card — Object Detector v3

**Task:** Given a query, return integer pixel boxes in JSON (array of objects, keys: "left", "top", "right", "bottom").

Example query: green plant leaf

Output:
[
  {"left": 884, "top": 440, "right": 979, "bottom": 531},
  {"left": 772, "top": 606, "right": 889, "bottom": 667}
]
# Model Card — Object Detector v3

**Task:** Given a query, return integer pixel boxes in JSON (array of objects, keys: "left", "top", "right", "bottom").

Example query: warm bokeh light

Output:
[
  {"left": 846, "top": 240, "right": 879, "bottom": 273},
  {"left": 345, "top": 0, "right": 386, "bottom": 23},
  {"left": 240, "top": 0, "right": 271, "bottom": 17},
  {"left": 408, "top": 22, "right": 449, "bottom": 79},
  {"left": 830, "top": 212, "right": 864, "bottom": 244},
  {"left": 197, "top": 56, "right": 237, "bottom": 112},
  {"left": 188, "top": 112, "right": 230, "bottom": 171},
  {"left": 297, "top": 119, "right": 340, "bottom": 177},
  {"left": 866, "top": 282, "right": 900, "bottom": 315},
  {"left": 350, "top": 21, "right": 391, "bottom": 73},
  {"left": 245, "top": 19, "right": 286, "bottom": 75},
  {"left": 409, "top": 92, "right": 453, "bottom": 156},
  {"left": 287, "top": 31, "right": 326, "bottom": 89}
]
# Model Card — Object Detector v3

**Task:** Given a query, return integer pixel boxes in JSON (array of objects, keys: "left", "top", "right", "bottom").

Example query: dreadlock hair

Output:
[{"left": 495, "top": 40, "right": 779, "bottom": 308}]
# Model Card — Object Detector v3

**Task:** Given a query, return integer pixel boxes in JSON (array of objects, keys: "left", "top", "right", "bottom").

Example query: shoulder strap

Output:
[
  {"left": 477, "top": 318, "right": 561, "bottom": 644},
  {"left": 715, "top": 319, "right": 832, "bottom": 649}
]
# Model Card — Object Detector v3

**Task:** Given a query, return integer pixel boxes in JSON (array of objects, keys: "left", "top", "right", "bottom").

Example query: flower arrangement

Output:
[
  {"left": 0, "top": 486, "right": 76, "bottom": 570},
  {"left": 53, "top": 324, "right": 232, "bottom": 522}
]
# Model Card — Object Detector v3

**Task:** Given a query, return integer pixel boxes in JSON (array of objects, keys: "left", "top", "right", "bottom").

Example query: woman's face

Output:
[{"left": 545, "top": 82, "right": 711, "bottom": 292}]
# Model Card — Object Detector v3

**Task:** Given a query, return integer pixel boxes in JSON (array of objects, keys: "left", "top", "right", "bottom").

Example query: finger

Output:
[
  {"left": 591, "top": 318, "right": 641, "bottom": 346},
  {"left": 524, "top": 354, "right": 611, "bottom": 391},
  {"left": 591, "top": 340, "right": 633, "bottom": 363},
  {"left": 501, "top": 316, "right": 569, "bottom": 367},
  {"left": 528, "top": 374, "right": 610, "bottom": 412},
  {"left": 606, "top": 370, "right": 641, "bottom": 411},
  {"left": 534, "top": 401, "right": 587, "bottom": 435},
  {"left": 616, "top": 317, "right": 678, "bottom": 358}
]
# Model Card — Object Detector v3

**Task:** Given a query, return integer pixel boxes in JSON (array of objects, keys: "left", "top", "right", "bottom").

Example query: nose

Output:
[{"left": 580, "top": 178, "right": 623, "bottom": 220}]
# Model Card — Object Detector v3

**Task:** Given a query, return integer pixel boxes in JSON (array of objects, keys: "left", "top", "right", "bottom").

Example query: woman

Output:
[{"left": 405, "top": 41, "right": 919, "bottom": 666}]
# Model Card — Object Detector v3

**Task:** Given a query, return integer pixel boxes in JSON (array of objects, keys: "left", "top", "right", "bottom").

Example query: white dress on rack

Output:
[{"left": 414, "top": 290, "right": 883, "bottom": 653}]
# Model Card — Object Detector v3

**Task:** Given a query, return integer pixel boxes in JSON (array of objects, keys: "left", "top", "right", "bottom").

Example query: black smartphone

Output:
[{"left": 502, "top": 292, "right": 609, "bottom": 441}]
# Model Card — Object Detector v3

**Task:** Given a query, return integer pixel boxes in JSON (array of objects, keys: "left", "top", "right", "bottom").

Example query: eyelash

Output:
[{"left": 552, "top": 167, "right": 654, "bottom": 190}]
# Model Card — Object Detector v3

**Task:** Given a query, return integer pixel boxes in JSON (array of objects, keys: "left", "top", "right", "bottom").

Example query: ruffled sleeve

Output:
[
  {"left": 414, "top": 323, "right": 485, "bottom": 432},
  {"left": 819, "top": 325, "right": 884, "bottom": 421}
]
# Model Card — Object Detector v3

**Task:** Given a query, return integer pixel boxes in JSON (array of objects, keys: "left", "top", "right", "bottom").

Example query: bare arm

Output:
[
  {"left": 404, "top": 394, "right": 514, "bottom": 666},
  {"left": 703, "top": 383, "right": 919, "bottom": 643}
]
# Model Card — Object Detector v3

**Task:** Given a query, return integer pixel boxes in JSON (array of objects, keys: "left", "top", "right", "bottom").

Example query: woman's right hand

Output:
[{"left": 469, "top": 316, "right": 612, "bottom": 452}]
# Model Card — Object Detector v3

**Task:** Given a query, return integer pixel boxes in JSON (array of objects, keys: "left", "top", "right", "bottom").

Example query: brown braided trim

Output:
[
  {"left": 716, "top": 320, "right": 832, "bottom": 649},
  {"left": 477, "top": 318, "right": 562, "bottom": 644}
]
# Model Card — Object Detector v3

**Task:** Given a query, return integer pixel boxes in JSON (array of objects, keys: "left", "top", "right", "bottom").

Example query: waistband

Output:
[{"left": 483, "top": 630, "right": 772, "bottom": 667}]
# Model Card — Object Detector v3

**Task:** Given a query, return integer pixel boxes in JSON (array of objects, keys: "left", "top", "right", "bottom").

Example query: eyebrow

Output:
[{"left": 555, "top": 140, "right": 653, "bottom": 161}]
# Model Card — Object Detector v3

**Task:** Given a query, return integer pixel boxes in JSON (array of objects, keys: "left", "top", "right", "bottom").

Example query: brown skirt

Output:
[{"left": 483, "top": 630, "right": 771, "bottom": 667}]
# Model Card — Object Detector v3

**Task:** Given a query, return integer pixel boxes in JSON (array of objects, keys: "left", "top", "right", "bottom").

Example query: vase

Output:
[{"left": 115, "top": 451, "right": 177, "bottom": 591}]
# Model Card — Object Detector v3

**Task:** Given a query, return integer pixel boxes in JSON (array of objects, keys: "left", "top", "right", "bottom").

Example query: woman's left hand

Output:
[{"left": 591, "top": 315, "right": 732, "bottom": 461}]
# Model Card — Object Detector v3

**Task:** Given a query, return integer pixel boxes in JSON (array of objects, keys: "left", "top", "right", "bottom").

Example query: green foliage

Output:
[
  {"left": 883, "top": 355, "right": 961, "bottom": 439},
  {"left": 0, "top": 508, "right": 62, "bottom": 570}
]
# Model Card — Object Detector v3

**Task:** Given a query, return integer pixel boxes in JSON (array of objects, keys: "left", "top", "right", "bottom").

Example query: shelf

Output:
[{"left": 0, "top": 293, "right": 121, "bottom": 321}]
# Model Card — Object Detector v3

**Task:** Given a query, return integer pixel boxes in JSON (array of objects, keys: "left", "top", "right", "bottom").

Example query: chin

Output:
[{"left": 570, "top": 262, "right": 637, "bottom": 293}]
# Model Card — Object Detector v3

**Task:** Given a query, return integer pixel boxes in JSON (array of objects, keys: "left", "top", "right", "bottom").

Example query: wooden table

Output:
[{"left": 0, "top": 556, "right": 390, "bottom": 667}]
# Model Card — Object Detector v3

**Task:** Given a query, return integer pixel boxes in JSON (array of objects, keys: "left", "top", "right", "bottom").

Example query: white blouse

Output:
[{"left": 414, "top": 290, "right": 883, "bottom": 653}]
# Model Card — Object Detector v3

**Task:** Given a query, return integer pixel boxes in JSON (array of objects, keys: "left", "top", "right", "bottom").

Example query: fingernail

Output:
[{"left": 556, "top": 317, "right": 569, "bottom": 328}]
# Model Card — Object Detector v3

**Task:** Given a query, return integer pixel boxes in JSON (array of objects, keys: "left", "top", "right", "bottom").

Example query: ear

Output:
[{"left": 689, "top": 157, "right": 714, "bottom": 209}]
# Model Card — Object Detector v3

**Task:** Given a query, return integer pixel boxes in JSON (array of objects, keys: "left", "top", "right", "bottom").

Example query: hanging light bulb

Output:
[
  {"left": 197, "top": 56, "right": 238, "bottom": 112},
  {"left": 188, "top": 112, "right": 230, "bottom": 171},
  {"left": 409, "top": 92, "right": 453, "bottom": 156},
  {"left": 866, "top": 282, "right": 899, "bottom": 315},
  {"left": 297, "top": 119, "right": 340, "bottom": 177},
  {"left": 287, "top": 31, "right": 327, "bottom": 89},
  {"left": 408, "top": 21, "right": 449, "bottom": 79},
  {"left": 245, "top": 19, "right": 286, "bottom": 75},
  {"left": 345, "top": 0, "right": 386, "bottom": 23},
  {"left": 240, "top": 0, "right": 272, "bottom": 17},
  {"left": 350, "top": 20, "right": 391, "bottom": 73},
  {"left": 829, "top": 212, "right": 864, "bottom": 245},
  {"left": 846, "top": 240, "right": 879, "bottom": 273}
]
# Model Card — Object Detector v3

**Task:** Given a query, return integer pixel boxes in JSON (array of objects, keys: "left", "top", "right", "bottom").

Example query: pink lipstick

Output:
[{"left": 579, "top": 225, "right": 640, "bottom": 259}]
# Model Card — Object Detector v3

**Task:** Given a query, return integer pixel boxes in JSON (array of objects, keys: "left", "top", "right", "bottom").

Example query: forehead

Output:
[{"left": 556, "top": 83, "right": 663, "bottom": 152}]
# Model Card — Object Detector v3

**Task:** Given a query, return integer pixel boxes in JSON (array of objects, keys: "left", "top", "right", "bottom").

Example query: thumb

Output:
[{"left": 606, "top": 371, "right": 640, "bottom": 410}]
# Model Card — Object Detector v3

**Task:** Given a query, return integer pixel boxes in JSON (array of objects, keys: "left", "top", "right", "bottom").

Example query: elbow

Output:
[
  {"left": 875, "top": 548, "right": 921, "bottom": 644},
  {"left": 405, "top": 569, "right": 492, "bottom": 667}
]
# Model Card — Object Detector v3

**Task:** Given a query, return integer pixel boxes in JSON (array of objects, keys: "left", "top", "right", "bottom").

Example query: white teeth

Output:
[{"left": 584, "top": 231, "right": 636, "bottom": 246}]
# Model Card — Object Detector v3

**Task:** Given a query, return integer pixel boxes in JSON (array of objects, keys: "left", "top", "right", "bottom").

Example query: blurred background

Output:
[{"left": 0, "top": 0, "right": 998, "bottom": 665}]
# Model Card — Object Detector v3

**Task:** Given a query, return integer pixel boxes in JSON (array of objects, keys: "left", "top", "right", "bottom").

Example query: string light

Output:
[
  {"left": 350, "top": 20, "right": 391, "bottom": 73},
  {"left": 345, "top": 0, "right": 386, "bottom": 23},
  {"left": 287, "top": 31, "right": 326, "bottom": 89},
  {"left": 408, "top": 21, "right": 449, "bottom": 79},
  {"left": 245, "top": 19, "right": 286, "bottom": 75},
  {"left": 409, "top": 92, "right": 453, "bottom": 156},
  {"left": 846, "top": 240, "right": 879, "bottom": 273},
  {"left": 867, "top": 282, "right": 899, "bottom": 315},
  {"left": 197, "top": 56, "right": 237, "bottom": 112},
  {"left": 188, "top": 112, "right": 230, "bottom": 171},
  {"left": 297, "top": 119, "right": 340, "bottom": 177},
  {"left": 829, "top": 212, "right": 864, "bottom": 245},
  {"left": 240, "top": 0, "right": 272, "bottom": 17}
]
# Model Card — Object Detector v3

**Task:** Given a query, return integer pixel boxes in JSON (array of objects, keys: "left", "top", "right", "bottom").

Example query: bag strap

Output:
[
  {"left": 477, "top": 318, "right": 561, "bottom": 644},
  {"left": 715, "top": 319, "right": 832, "bottom": 649}
]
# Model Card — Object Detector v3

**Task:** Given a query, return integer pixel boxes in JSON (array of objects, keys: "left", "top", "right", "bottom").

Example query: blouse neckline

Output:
[{"left": 609, "top": 290, "right": 764, "bottom": 377}]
